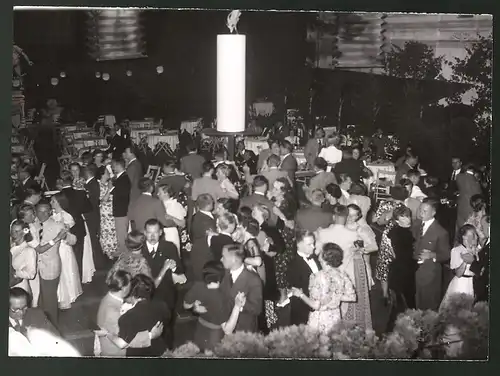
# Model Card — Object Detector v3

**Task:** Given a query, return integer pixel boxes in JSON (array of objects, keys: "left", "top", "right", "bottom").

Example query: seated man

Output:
[{"left": 9, "top": 287, "right": 80, "bottom": 357}]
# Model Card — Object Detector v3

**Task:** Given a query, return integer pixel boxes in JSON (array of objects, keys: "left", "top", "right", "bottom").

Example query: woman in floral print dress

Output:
[{"left": 99, "top": 168, "right": 119, "bottom": 260}]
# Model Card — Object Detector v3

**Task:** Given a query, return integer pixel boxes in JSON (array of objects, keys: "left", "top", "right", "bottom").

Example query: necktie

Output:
[
  {"left": 14, "top": 320, "right": 27, "bottom": 337},
  {"left": 420, "top": 222, "right": 425, "bottom": 238},
  {"left": 318, "top": 140, "right": 323, "bottom": 152},
  {"left": 452, "top": 171, "right": 456, "bottom": 181},
  {"left": 150, "top": 246, "right": 156, "bottom": 258},
  {"left": 229, "top": 276, "right": 234, "bottom": 287},
  {"left": 38, "top": 223, "right": 43, "bottom": 241}
]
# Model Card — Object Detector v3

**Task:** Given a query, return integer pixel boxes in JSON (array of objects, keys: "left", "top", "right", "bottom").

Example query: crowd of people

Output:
[{"left": 9, "top": 121, "right": 490, "bottom": 357}]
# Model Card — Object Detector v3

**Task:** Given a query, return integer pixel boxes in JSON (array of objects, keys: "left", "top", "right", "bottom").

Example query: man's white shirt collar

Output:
[
  {"left": 254, "top": 191, "right": 265, "bottom": 196},
  {"left": 297, "top": 252, "right": 319, "bottom": 274},
  {"left": 341, "top": 188, "right": 350, "bottom": 199},
  {"left": 466, "top": 170, "right": 474, "bottom": 176},
  {"left": 146, "top": 241, "right": 159, "bottom": 253},
  {"left": 9, "top": 317, "right": 22, "bottom": 327},
  {"left": 199, "top": 210, "right": 214, "bottom": 219},
  {"left": 143, "top": 192, "right": 152, "bottom": 196},
  {"left": 230, "top": 264, "right": 245, "bottom": 283},
  {"left": 422, "top": 218, "right": 435, "bottom": 235},
  {"left": 127, "top": 158, "right": 137, "bottom": 166},
  {"left": 115, "top": 171, "right": 125, "bottom": 179},
  {"left": 85, "top": 177, "right": 94, "bottom": 184},
  {"left": 281, "top": 153, "right": 290, "bottom": 160}
]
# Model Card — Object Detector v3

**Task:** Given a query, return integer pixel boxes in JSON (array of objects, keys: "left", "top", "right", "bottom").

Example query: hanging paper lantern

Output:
[
  {"left": 102, "top": 73, "right": 110, "bottom": 81},
  {"left": 156, "top": 65, "right": 164, "bottom": 74},
  {"left": 95, "top": 72, "right": 101, "bottom": 78},
  {"left": 126, "top": 70, "right": 132, "bottom": 77},
  {"left": 60, "top": 71, "right": 66, "bottom": 78},
  {"left": 51, "top": 77, "right": 59, "bottom": 86}
]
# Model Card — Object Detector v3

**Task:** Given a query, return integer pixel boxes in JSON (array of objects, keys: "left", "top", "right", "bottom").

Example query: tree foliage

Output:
[{"left": 448, "top": 33, "right": 493, "bottom": 133}]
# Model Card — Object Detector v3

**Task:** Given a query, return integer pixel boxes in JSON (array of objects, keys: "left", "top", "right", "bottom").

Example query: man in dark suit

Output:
[
  {"left": 412, "top": 198, "right": 450, "bottom": 311},
  {"left": 221, "top": 243, "right": 263, "bottom": 332},
  {"left": 304, "top": 128, "right": 326, "bottom": 170},
  {"left": 123, "top": 145, "right": 143, "bottom": 212},
  {"left": 16, "top": 165, "right": 38, "bottom": 200},
  {"left": 9, "top": 287, "right": 59, "bottom": 337},
  {"left": 470, "top": 214, "right": 490, "bottom": 303},
  {"left": 59, "top": 171, "right": 91, "bottom": 278},
  {"left": 279, "top": 140, "right": 298, "bottom": 182},
  {"left": 142, "top": 219, "right": 186, "bottom": 349},
  {"left": 447, "top": 156, "right": 463, "bottom": 197},
  {"left": 296, "top": 190, "right": 333, "bottom": 232},
  {"left": 129, "top": 177, "right": 169, "bottom": 232},
  {"left": 455, "top": 163, "right": 482, "bottom": 231},
  {"left": 11, "top": 185, "right": 43, "bottom": 221},
  {"left": 105, "top": 126, "right": 127, "bottom": 159},
  {"left": 305, "top": 157, "right": 337, "bottom": 200},
  {"left": 333, "top": 148, "right": 366, "bottom": 183},
  {"left": 82, "top": 164, "right": 106, "bottom": 269},
  {"left": 111, "top": 158, "right": 131, "bottom": 254},
  {"left": 286, "top": 229, "right": 321, "bottom": 325},
  {"left": 395, "top": 154, "right": 418, "bottom": 184},
  {"left": 190, "top": 194, "right": 217, "bottom": 281},
  {"left": 239, "top": 175, "right": 278, "bottom": 227},
  {"left": 180, "top": 143, "right": 205, "bottom": 179}
]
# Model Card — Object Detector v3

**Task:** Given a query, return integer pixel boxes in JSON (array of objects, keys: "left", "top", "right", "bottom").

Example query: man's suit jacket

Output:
[
  {"left": 280, "top": 154, "right": 298, "bottom": 182},
  {"left": 16, "top": 308, "right": 59, "bottom": 336},
  {"left": 128, "top": 193, "right": 168, "bottom": 232},
  {"left": 261, "top": 168, "right": 290, "bottom": 188},
  {"left": 295, "top": 205, "right": 333, "bottom": 232},
  {"left": 470, "top": 242, "right": 489, "bottom": 302},
  {"left": 239, "top": 193, "right": 278, "bottom": 227},
  {"left": 334, "top": 159, "right": 364, "bottom": 183},
  {"left": 38, "top": 217, "right": 64, "bottom": 280},
  {"left": 412, "top": 219, "right": 450, "bottom": 310},
  {"left": 405, "top": 197, "right": 422, "bottom": 221},
  {"left": 126, "top": 159, "right": 143, "bottom": 207},
  {"left": 142, "top": 240, "right": 183, "bottom": 310},
  {"left": 15, "top": 177, "right": 39, "bottom": 201},
  {"left": 190, "top": 211, "right": 216, "bottom": 243},
  {"left": 191, "top": 176, "right": 225, "bottom": 201},
  {"left": 307, "top": 171, "right": 337, "bottom": 193},
  {"left": 61, "top": 186, "right": 90, "bottom": 240},
  {"left": 304, "top": 138, "right": 321, "bottom": 169},
  {"left": 221, "top": 268, "right": 263, "bottom": 333},
  {"left": 106, "top": 134, "right": 127, "bottom": 158},
  {"left": 456, "top": 172, "right": 482, "bottom": 228},
  {"left": 180, "top": 153, "right": 206, "bottom": 179},
  {"left": 287, "top": 255, "right": 322, "bottom": 325},
  {"left": 84, "top": 177, "right": 100, "bottom": 214},
  {"left": 112, "top": 172, "right": 131, "bottom": 218}
]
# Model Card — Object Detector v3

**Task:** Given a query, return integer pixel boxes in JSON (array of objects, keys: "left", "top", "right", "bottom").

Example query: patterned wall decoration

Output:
[{"left": 86, "top": 9, "right": 146, "bottom": 61}]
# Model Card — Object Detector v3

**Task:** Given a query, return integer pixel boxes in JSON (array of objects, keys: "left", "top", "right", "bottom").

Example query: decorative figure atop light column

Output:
[{"left": 226, "top": 10, "right": 241, "bottom": 34}]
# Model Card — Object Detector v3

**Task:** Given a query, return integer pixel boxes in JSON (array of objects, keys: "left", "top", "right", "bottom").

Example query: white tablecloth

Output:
[
  {"left": 147, "top": 134, "right": 179, "bottom": 150},
  {"left": 244, "top": 138, "right": 268, "bottom": 155},
  {"left": 60, "top": 125, "right": 78, "bottom": 132},
  {"left": 180, "top": 119, "right": 202, "bottom": 135},
  {"left": 68, "top": 130, "right": 91, "bottom": 140},
  {"left": 130, "top": 128, "right": 162, "bottom": 142},
  {"left": 129, "top": 121, "right": 154, "bottom": 129},
  {"left": 74, "top": 137, "right": 107, "bottom": 148},
  {"left": 366, "top": 163, "right": 396, "bottom": 184}
]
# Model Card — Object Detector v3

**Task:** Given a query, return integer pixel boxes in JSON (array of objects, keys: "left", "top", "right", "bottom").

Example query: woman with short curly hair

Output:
[{"left": 291, "top": 242, "right": 356, "bottom": 333}]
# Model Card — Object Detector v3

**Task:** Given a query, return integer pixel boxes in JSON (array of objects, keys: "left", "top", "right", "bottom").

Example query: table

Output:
[
  {"left": 244, "top": 137, "right": 268, "bottom": 155},
  {"left": 73, "top": 137, "right": 107, "bottom": 149},
  {"left": 129, "top": 121, "right": 154, "bottom": 129},
  {"left": 67, "top": 130, "right": 92, "bottom": 140},
  {"left": 59, "top": 125, "right": 78, "bottom": 132},
  {"left": 180, "top": 119, "right": 202, "bottom": 135},
  {"left": 130, "top": 128, "right": 161, "bottom": 142},
  {"left": 365, "top": 162, "right": 396, "bottom": 184},
  {"left": 147, "top": 133, "right": 179, "bottom": 151}
]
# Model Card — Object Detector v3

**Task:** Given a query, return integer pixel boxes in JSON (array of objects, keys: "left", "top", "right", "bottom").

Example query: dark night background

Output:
[{"left": 13, "top": 9, "right": 309, "bottom": 125}]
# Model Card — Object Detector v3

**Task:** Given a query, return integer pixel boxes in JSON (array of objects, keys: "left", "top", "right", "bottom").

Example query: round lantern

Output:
[
  {"left": 156, "top": 65, "right": 164, "bottom": 74},
  {"left": 60, "top": 71, "right": 66, "bottom": 78},
  {"left": 102, "top": 73, "right": 110, "bottom": 81},
  {"left": 95, "top": 72, "right": 101, "bottom": 78},
  {"left": 51, "top": 77, "right": 59, "bottom": 86},
  {"left": 126, "top": 70, "right": 132, "bottom": 77}
]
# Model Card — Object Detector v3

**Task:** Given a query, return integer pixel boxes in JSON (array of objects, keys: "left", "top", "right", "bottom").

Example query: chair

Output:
[
  {"left": 146, "top": 165, "right": 160, "bottom": 181},
  {"left": 372, "top": 170, "right": 396, "bottom": 203}
]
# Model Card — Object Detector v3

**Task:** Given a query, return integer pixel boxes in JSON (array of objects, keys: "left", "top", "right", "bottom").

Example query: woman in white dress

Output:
[
  {"left": 10, "top": 220, "right": 39, "bottom": 300},
  {"left": 156, "top": 183, "right": 186, "bottom": 253},
  {"left": 440, "top": 224, "right": 478, "bottom": 310},
  {"left": 50, "top": 192, "right": 83, "bottom": 310}
]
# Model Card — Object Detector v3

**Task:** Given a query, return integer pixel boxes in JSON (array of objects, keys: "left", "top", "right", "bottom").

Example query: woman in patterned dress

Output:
[
  {"left": 372, "top": 185, "right": 408, "bottom": 226},
  {"left": 99, "top": 167, "right": 119, "bottom": 260},
  {"left": 106, "top": 231, "right": 152, "bottom": 280},
  {"left": 291, "top": 243, "right": 356, "bottom": 333},
  {"left": 269, "top": 177, "right": 297, "bottom": 304}
]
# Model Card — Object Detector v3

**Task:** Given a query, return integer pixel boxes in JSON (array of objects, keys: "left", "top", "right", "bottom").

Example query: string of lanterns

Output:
[{"left": 47, "top": 65, "right": 165, "bottom": 86}]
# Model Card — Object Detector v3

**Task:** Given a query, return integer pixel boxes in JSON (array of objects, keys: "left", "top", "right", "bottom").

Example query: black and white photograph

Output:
[{"left": 9, "top": 7, "right": 492, "bottom": 359}]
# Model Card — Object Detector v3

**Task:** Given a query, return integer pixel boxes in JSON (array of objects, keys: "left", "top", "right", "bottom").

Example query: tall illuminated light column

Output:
[{"left": 217, "top": 11, "right": 246, "bottom": 133}]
